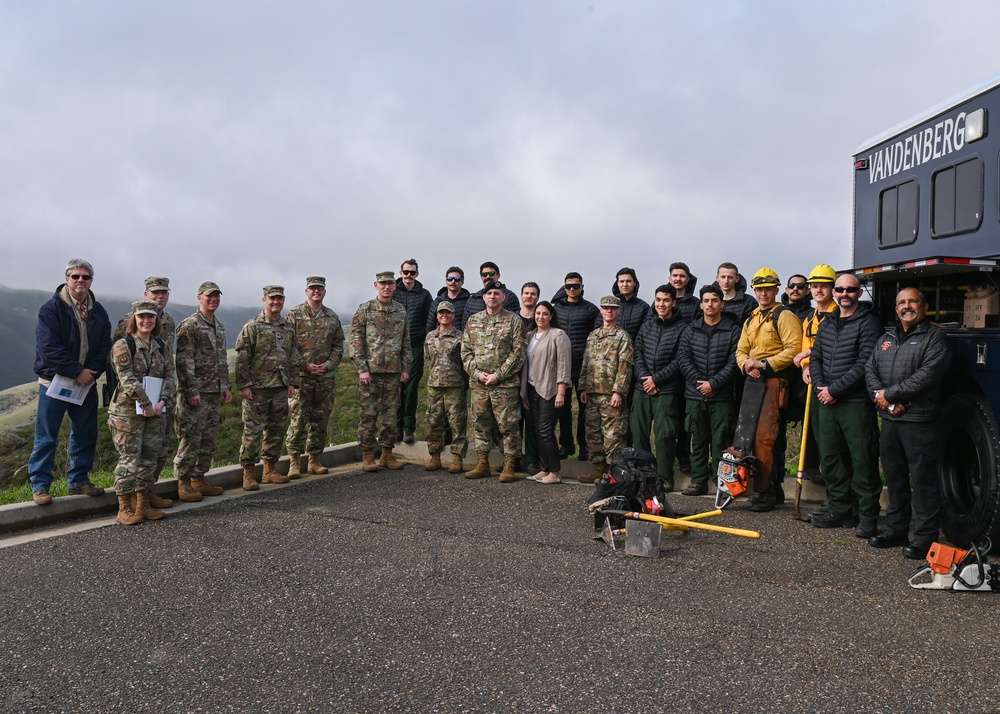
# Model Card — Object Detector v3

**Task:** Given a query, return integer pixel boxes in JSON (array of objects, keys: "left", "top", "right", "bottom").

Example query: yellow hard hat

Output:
[
  {"left": 751, "top": 267, "right": 780, "bottom": 288},
  {"left": 807, "top": 264, "right": 837, "bottom": 283}
]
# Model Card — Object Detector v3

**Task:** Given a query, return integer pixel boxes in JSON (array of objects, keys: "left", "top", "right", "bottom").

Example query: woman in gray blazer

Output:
[{"left": 521, "top": 301, "right": 572, "bottom": 484}]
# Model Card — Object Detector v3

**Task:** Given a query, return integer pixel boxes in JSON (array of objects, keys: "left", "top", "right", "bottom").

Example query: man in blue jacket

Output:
[{"left": 28, "top": 259, "right": 112, "bottom": 505}]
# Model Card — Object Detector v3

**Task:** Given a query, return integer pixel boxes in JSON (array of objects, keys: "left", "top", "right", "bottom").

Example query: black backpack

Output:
[{"left": 587, "top": 447, "right": 675, "bottom": 531}]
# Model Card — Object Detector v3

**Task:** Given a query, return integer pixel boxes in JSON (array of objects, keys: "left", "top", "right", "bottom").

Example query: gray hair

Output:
[{"left": 64, "top": 259, "right": 94, "bottom": 278}]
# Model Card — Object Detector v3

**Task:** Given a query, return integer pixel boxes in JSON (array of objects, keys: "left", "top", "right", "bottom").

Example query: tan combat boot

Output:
[
  {"left": 362, "top": 449, "right": 380, "bottom": 472},
  {"left": 135, "top": 491, "right": 166, "bottom": 521},
  {"left": 307, "top": 454, "right": 328, "bottom": 475},
  {"left": 465, "top": 452, "right": 492, "bottom": 479},
  {"left": 499, "top": 455, "right": 517, "bottom": 483},
  {"left": 287, "top": 454, "right": 302, "bottom": 479},
  {"left": 116, "top": 493, "right": 143, "bottom": 526},
  {"left": 379, "top": 449, "right": 404, "bottom": 470},
  {"left": 262, "top": 459, "right": 290, "bottom": 484},
  {"left": 177, "top": 479, "right": 203, "bottom": 502},
  {"left": 147, "top": 490, "right": 174, "bottom": 509},
  {"left": 192, "top": 476, "right": 224, "bottom": 496},
  {"left": 578, "top": 460, "right": 607, "bottom": 485},
  {"left": 425, "top": 453, "right": 442, "bottom": 471},
  {"left": 242, "top": 465, "right": 259, "bottom": 491},
  {"left": 448, "top": 455, "right": 464, "bottom": 474}
]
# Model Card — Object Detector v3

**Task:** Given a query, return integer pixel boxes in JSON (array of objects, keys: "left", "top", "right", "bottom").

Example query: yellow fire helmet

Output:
[
  {"left": 807, "top": 264, "right": 837, "bottom": 283},
  {"left": 751, "top": 267, "right": 780, "bottom": 288}
]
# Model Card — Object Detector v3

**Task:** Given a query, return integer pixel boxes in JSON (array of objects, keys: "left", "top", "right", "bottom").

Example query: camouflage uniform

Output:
[
  {"left": 108, "top": 332, "right": 176, "bottom": 494},
  {"left": 285, "top": 302, "right": 345, "bottom": 456},
  {"left": 115, "top": 305, "right": 176, "bottom": 478},
  {"left": 580, "top": 325, "right": 634, "bottom": 464},
  {"left": 350, "top": 297, "right": 411, "bottom": 449},
  {"left": 174, "top": 308, "right": 230, "bottom": 481},
  {"left": 236, "top": 311, "right": 302, "bottom": 466},
  {"left": 461, "top": 309, "right": 525, "bottom": 455},
  {"left": 424, "top": 325, "right": 468, "bottom": 457}
]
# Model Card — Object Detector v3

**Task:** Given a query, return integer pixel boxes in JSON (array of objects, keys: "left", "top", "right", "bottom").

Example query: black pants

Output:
[
  {"left": 558, "top": 360, "right": 586, "bottom": 454},
  {"left": 880, "top": 419, "right": 941, "bottom": 542},
  {"left": 529, "top": 385, "right": 561, "bottom": 473}
]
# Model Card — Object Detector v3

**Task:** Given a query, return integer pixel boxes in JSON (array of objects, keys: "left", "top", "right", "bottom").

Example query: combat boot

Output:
[
  {"left": 362, "top": 449, "right": 379, "bottom": 472},
  {"left": 116, "top": 493, "right": 143, "bottom": 526},
  {"left": 262, "top": 459, "right": 290, "bottom": 484},
  {"left": 287, "top": 454, "right": 302, "bottom": 479},
  {"left": 192, "top": 476, "right": 224, "bottom": 496},
  {"left": 242, "top": 465, "right": 259, "bottom": 491},
  {"left": 578, "top": 460, "right": 607, "bottom": 485},
  {"left": 177, "top": 479, "right": 203, "bottom": 502},
  {"left": 379, "top": 449, "right": 404, "bottom": 470},
  {"left": 147, "top": 490, "right": 174, "bottom": 509},
  {"left": 448, "top": 455, "right": 464, "bottom": 474},
  {"left": 135, "top": 491, "right": 166, "bottom": 521},
  {"left": 499, "top": 455, "right": 517, "bottom": 483},
  {"left": 307, "top": 454, "right": 328, "bottom": 475},
  {"left": 465, "top": 452, "right": 492, "bottom": 479},
  {"left": 425, "top": 453, "right": 442, "bottom": 471}
]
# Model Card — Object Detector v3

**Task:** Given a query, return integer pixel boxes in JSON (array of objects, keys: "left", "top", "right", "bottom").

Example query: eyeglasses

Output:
[
  {"left": 481, "top": 271, "right": 497, "bottom": 278},
  {"left": 833, "top": 286, "right": 861, "bottom": 294},
  {"left": 446, "top": 276, "right": 463, "bottom": 282},
  {"left": 564, "top": 284, "right": 582, "bottom": 291},
  {"left": 787, "top": 282, "right": 807, "bottom": 290},
  {"left": 68, "top": 274, "right": 92, "bottom": 281},
  {"left": 401, "top": 270, "right": 417, "bottom": 276}
]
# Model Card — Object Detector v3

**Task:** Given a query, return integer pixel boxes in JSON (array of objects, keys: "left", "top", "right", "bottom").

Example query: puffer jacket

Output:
[
  {"left": 551, "top": 287, "right": 601, "bottom": 362},
  {"left": 781, "top": 293, "right": 814, "bottom": 321},
  {"left": 865, "top": 320, "right": 951, "bottom": 422},
  {"left": 611, "top": 282, "right": 650, "bottom": 342},
  {"left": 633, "top": 312, "right": 685, "bottom": 396},
  {"left": 678, "top": 314, "right": 741, "bottom": 402},
  {"left": 393, "top": 278, "right": 433, "bottom": 346},
  {"left": 713, "top": 274, "right": 758, "bottom": 325},
  {"left": 426, "top": 286, "right": 471, "bottom": 333},
  {"left": 673, "top": 273, "right": 700, "bottom": 324},
  {"left": 810, "top": 303, "right": 881, "bottom": 403}
]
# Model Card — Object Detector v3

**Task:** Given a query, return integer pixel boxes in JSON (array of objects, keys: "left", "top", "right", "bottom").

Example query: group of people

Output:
[{"left": 28, "top": 258, "right": 951, "bottom": 559}]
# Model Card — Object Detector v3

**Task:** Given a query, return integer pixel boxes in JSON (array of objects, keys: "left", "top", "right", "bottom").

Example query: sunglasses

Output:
[
  {"left": 564, "top": 283, "right": 582, "bottom": 290},
  {"left": 833, "top": 286, "right": 861, "bottom": 294},
  {"left": 401, "top": 270, "right": 417, "bottom": 276},
  {"left": 446, "top": 276, "right": 463, "bottom": 282},
  {"left": 68, "top": 274, "right": 93, "bottom": 281},
  {"left": 787, "top": 282, "right": 807, "bottom": 290},
  {"left": 481, "top": 271, "right": 497, "bottom": 278}
]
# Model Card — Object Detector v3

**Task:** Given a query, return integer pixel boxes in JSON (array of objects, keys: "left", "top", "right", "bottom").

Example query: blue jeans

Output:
[{"left": 28, "top": 384, "right": 99, "bottom": 492}]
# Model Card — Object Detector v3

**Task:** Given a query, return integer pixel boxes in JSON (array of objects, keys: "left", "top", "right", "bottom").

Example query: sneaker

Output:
[
  {"left": 403, "top": 429, "right": 415, "bottom": 444},
  {"left": 804, "top": 467, "right": 825, "bottom": 485},
  {"left": 32, "top": 490, "right": 53, "bottom": 506},
  {"left": 811, "top": 511, "right": 859, "bottom": 529},
  {"left": 809, "top": 501, "right": 831, "bottom": 519},
  {"left": 68, "top": 483, "right": 105, "bottom": 497},
  {"left": 749, "top": 490, "right": 776, "bottom": 512},
  {"left": 855, "top": 518, "right": 877, "bottom": 539},
  {"left": 681, "top": 483, "right": 708, "bottom": 496}
]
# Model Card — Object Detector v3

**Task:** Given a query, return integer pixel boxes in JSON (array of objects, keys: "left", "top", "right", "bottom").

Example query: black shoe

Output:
[
  {"left": 577, "top": 450, "right": 589, "bottom": 462},
  {"left": 855, "top": 518, "right": 877, "bottom": 539},
  {"left": 772, "top": 483, "right": 785, "bottom": 506},
  {"left": 663, "top": 481, "right": 674, "bottom": 493},
  {"left": 403, "top": 429, "right": 414, "bottom": 444},
  {"left": 681, "top": 483, "right": 708, "bottom": 496},
  {"left": 811, "top": 511, "right": 859, "bottom": 529},
  {"left": 678, "top": 459, "right": 692, "bottom": 473},
  {"left": 902, "top": 540, "right": 933, "bottom": 560},
  {"left": 804, "top": 467, "right": 825, "bottom": 485},
  {"left": 749, "top": 490, "right": 776, "bottom": 512},
  {"left": 558, "top": 446, "right": 573, "bottom": 459},
  {"left": 868, "top": 530, "right": 909, "bottom": 549}
]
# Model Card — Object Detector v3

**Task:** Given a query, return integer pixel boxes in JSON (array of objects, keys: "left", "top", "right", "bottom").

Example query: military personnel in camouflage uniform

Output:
[
  {"left": 113, "top": 277, "right": 177, "bottom": 509},
  {"left": 174, "top": 281, "right": 232, "bottom": 502},
  {"left": 236, "top": 285, "right": 302, "bottom": 490},
  {"left": 580, "top": 295, "right": 634, "bottom": 483},
  {"left": 351, "top": 271, "right": 412, "bottom": 472},
  {"left": 423, "top": 301, "right": 468, "bottom": 473},
  {"left": 284, "top": 276, "right": 345, "bottom": 478},
  {"left": 461, "top": 280, "right": 526, "bottom": 482},
  {"left": 108, "top": 300, "right": 176, "bottom": 524}
]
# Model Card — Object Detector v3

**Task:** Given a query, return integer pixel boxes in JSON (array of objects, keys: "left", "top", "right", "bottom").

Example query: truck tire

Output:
[{"left": 939, "top": 392, "right": 1000, "bottom": 549}]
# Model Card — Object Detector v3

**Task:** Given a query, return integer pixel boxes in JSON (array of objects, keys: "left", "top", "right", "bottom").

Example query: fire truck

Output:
[{"left": 853, "top": 73, "right": 1000, "bottom": 547}]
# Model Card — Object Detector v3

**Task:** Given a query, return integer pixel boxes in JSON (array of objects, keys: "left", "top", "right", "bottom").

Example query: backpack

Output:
[
  {"left": 102, "top": 334, "right": 166, "bottom": 406},
  {"left": 587, "top": 447, "right": 675, "bottom": 531}
]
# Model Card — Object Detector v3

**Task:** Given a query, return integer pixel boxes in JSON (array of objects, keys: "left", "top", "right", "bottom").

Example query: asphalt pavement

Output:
[{"left": 0, "top": 460, "right": 996, "bottom": 713}]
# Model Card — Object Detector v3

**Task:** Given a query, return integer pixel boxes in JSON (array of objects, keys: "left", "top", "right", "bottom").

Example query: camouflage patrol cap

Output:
[
  {"left": 144, "top": 276, "right": 170, "bottom": 292},
  {"left": 263, "top": 285, "right": 285, "bottom": 298},
  {"left": 600, "top": 295, "right": 621, "bottom": 309},
  {"left": 132, "top": 299, "right": 158, "bottom": 316},
  {"left": 376, "top": 271, "right": 395, "bottom": 284},
  {"left": 198, "top": 281, "right": 222, "bottom": 296},
  {"left": 437, "top": 300, "right": 455, "bottom": 313},
  {"left": 306, "top": 276, "right": 326, "bottom": 288}
]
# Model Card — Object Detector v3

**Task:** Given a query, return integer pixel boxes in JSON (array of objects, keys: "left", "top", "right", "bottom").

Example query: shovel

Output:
[{"left": 794, "top": 387, "right": 813, "bottom": 521}]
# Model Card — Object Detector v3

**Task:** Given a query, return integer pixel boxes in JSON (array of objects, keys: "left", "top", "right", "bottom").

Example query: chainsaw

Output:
[
  {"left": 714, "top": 447, "right": 760, "bottom": 510},
  {"left": 907, "top": 539, "right": 1000, "bottom": 591}
]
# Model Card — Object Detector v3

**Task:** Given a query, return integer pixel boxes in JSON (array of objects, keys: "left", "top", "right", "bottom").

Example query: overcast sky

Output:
[{"left": 3, "top": 1, "right": 1000, "bottom": 312}]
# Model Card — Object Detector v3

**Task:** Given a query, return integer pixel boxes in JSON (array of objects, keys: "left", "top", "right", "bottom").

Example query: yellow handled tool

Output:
[{"left": 605, "top": 510, "right": 761, "bottom": 539}]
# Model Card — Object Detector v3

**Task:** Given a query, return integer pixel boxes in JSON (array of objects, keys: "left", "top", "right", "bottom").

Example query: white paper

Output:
[
  {"left": 137, "top": 376, "right": 164, "bottom": 415},
  {"left": 45, "top": 375, "right": 93, "bottom": 405}
]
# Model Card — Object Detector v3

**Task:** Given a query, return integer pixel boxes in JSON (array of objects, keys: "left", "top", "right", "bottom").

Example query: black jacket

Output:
[
  {"left": 34, "top": 285, "right": 113, "bottom": 381},
  {"left": 673, "top": 273, "right": 700, "bottom": 324},
  {"left": 713, "top": 274, "right": 758, "bottom": 325},
  {"left": 810, "top": 303, "right": 881, "bottom": 403},
  {"left": 611, "top": 283, "right": 650, "bottom": 342},
  {"left": 633, "top": 312, "right": 685, "bottom": 396},
  {"left": 782, "top": 293, "right": 814, "bottom": 321},
  {"left": 678, "top": 314, "right": 741, "bottom": 402},
  {"left": 865, "top": 320, "right": 951, "bottom": 422},
  {"left": 426, "top": 286, "right": 471, "bottom": 333},
  {"left": 393, "top": 278, "right": 433, "bottom": 346},
  {"left": 551, "top": 287, "right": 601, "bottom": 361},
  {"left": 465, "top": 287, "right": 520, "bottom": 319}
]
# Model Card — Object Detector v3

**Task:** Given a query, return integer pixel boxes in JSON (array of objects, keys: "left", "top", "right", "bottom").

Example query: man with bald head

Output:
[{"left": 865, "top": 287, "right": 951, "bottom": 559}]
